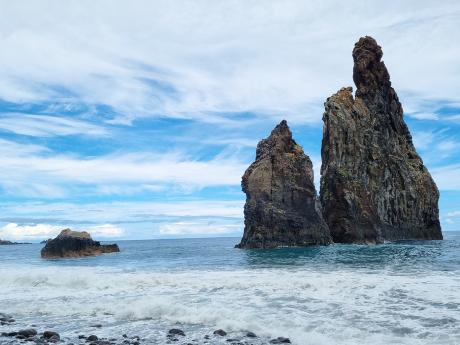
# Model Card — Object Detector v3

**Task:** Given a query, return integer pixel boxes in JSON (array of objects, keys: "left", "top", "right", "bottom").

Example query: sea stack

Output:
[
  {"left": 41, "top": 229, "right": 120, "bottom": 258},
  {"left": 236, "top": 120, "right": 331, "bottom": 249},
  {"left": 320, "top": 36, "right": 442, "bottom": 243}
]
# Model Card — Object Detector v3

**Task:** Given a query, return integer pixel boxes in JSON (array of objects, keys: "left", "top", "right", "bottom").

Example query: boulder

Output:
[
  {"left": 320, "top": 36, "right": 442, "bottom": 243},
  {"left": 236, "top": 120, "right": 331, "bottom": 249},
  {"left": 41, "top": 229, "right": 120, "bottom": 258}
]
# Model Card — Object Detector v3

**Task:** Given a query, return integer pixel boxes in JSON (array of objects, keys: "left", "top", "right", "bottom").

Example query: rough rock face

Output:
[
  {"left": 320, "top": 36, "right": 442, "bottom": 243},
  {"left": 41, "top": 229, "right": 120, "bottom": 258},
  {"left": 236, "top": 120, "right": 331, "bottom": 249}
]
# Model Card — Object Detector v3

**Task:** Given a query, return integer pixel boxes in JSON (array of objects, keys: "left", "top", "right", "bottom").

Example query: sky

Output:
[{"left": 0, "top": 0, "right": 460, "bottom": 241}]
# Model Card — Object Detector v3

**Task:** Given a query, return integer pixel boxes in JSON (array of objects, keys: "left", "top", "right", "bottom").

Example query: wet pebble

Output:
[
  {"left": 269, "top": 337, "right": 291, "bottom": 344},
  {"left": 17, "top": 329, "right": 38, "bottom": 338},
  {"left": 86, "top": 334, "right": 98, "bottom": 341},
  {"left": 168, "top": 328, "right": 185, "bottom": 337},
  {"left": 246, "top": 331, "right": 257, "bottom": 338},
  {"left": 213, "top": 329, "right": 227, "bottom": 336}
]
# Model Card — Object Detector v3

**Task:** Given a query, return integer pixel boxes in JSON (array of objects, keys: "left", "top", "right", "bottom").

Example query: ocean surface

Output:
[{"left": 1, "top": 233, "right": 460, "bottom": 345}]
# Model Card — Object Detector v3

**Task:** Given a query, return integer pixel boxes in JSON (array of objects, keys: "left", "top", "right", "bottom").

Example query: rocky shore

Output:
[{"left": 0, "top": 313, "right": 291, "bottom": 345}]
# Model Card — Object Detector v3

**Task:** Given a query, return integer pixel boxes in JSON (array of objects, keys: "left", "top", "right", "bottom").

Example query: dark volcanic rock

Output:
[
  {"left": 41, "top": 229, "right": 120, "bottom": 258},
  {"left": 43, "top": 331, "right": 60, "bottom": 342},
  {"left": 320, "top": 36, "right": 442, "bottom": 243},
  {"left": 17, "top": 329, "right": 37, "bottom": 338},
  {"left": 213, "top": 329, "right": 227, "bottom": 336},
  {"left": 269, "top": 337, "right": 291, "bottom": 344},
  {"left": 237, "top": 120, "right": 331, "bottom": 249},
  {"left": 168, "top": 328, "right": 185, "bottom": 337}
]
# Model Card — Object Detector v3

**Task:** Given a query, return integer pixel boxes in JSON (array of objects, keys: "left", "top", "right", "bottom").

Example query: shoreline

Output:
[{"left": 0, "top": 313, "right": 291, "bottom": 345}]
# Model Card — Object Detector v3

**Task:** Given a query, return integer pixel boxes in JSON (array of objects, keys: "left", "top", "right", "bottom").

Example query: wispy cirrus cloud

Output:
[
  {"left": 432, "top": 164, "right": 460, "bottom": 191},
  {"left": 0, "top": 139, "right": 247, "bottom": 197},
  {"left": 0, "top": 200, "right": 244, "bottom": 240},
  {"left": 0, "top": 1, "right": 459, "bottom": 124},
  {"left": 0, "top": 113, "right": 108, "bottom": 137},
  {"left": 159, "top": 221, "right": 241, "bottom": 236}
]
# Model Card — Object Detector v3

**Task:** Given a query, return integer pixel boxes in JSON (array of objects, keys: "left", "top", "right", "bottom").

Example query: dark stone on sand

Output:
[
  {"left": 41, "top": 229, "right": 120, "bottom": 258},
  {"left": 43, "top": 331, "right": 60, "bottom": 342},
  {"left": 168, "top": 328, "right": 185, "bottom": 336},
  {"left": 213, "top": 329, "right": 227, "bottom": 336},
  {"left": 246, "top": 331, "right": 257, "bottom": 338},
  {"left": 17, "top": 329, "right": 37, "bottom": 338},
  {"left": 86, "top": 335, "right": 98, "bottom": 341},
  {"left": 269, "top": 337, "right": 291, "bottom": 344}
]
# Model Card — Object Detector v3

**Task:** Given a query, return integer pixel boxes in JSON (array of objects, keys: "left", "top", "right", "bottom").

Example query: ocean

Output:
[{"left": 1, "top": 233, "right": 460, "bottom": 345}]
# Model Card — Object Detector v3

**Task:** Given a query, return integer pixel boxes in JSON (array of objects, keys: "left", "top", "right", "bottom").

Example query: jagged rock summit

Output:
[
  {"left": 41, "top": 229, "right": 120, "bottom": 258},
  {"left": 236, "top": 120, "right": 331, "bottom": 249},
  {"left": 320, "top": 36, "right": 442, "bottom": 243}
]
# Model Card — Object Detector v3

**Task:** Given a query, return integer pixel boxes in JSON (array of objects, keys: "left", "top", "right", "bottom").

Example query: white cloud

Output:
[
  {"left": 0, "top": 200, "right": 244, "bottom": 227},
  {"left": 0, "top": 200, "right": 244, "bottom": 239},
  {"left": 0, "top": 1, "right": 458, "bottom": 124},
  {"left": 0, "top": 139, "right": 248, "bottom": 197},
  {"left": 0, "top": 113, "right": 108, "bottom": 137},
  {"left": 84, "top": 224, "right": 124, "bottom": 238},
  {"left": 432, "top": 164, "right": 460, "bottom": 191},
  {"left": 0, "top": 223, "right": 61, "bottom": 241},
  {"left": 159, "top": 221, "right": 240, "bottom": 236},
  {"left": 0, "top": 222, "right": 124, "bottom": 241},
  {"left": 407, "top": 112, "right": 439, "bottom": 120}
]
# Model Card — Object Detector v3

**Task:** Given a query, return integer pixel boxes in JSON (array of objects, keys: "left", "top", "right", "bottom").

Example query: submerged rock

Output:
[
  {"left": 236, "top": 120, "right": 331, "bottom": 249},
  {"left": 41, "top": 229, "right": 120, "bottom": 258},
  {"left": 320, "top": 36, "right": 442, "bottom": 243}
]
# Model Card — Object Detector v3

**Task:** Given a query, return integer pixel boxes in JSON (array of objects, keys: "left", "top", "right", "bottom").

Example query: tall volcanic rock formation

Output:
[
  {"left": 237, "top": 120, "right": 331, "bottom": 249},
  {"left": 320, "top": 36, "right": 442, "bottom": 243}
]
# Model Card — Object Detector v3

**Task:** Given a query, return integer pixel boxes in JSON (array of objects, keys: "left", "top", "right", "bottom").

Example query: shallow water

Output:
[{"left": 1, "top": 233, "right": 459, "bottom": 344}]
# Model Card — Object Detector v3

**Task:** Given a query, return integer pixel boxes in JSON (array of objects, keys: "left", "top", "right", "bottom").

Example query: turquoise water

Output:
[{"left": 1, "top": 233, "right": 459, "bottom": 344}]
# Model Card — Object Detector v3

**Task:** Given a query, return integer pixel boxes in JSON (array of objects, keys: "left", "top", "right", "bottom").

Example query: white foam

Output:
[{"left": 0, "top": 265, "right": 459, "bottom": 344}]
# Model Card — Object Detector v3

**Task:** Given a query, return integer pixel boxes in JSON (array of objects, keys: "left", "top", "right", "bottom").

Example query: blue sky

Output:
[{"left": 0, "top": 0, "right": 459, "bottom": 241}]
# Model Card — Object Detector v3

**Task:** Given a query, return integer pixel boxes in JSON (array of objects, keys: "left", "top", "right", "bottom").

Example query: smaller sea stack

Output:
[
  {"left": 41, "top": 229, "right": 120, "bottom": 258},
  {"left": 236, "top": 120, "right": 331, "bottom": 249}
]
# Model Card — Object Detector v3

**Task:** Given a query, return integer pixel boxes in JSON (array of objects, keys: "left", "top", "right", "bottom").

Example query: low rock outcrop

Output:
[
  {"left": 41, "top": 229, "right": 120, "bottom": 258},
  {"left": 236, "top": 120, "right": 331, "bottom": 249},
  {"left": 0, "top": 239, "right": 26, "bottom": 245},
  {"left": 320, "top": 36, "right": 442, "bottom": 243}
]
